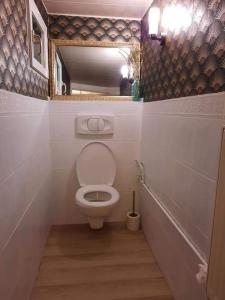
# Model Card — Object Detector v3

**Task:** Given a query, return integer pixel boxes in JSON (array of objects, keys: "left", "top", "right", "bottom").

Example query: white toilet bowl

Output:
[
  {"left": 75, "top": 142, "right": 120, "bottom": 229},
  {"left": 76, "top": 185, "right": 119, "bottom": 229}
]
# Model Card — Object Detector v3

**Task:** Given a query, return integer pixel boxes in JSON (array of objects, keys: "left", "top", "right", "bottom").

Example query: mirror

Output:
[{"left": 49, "top": 40, "right": 140, "bottom": 100}]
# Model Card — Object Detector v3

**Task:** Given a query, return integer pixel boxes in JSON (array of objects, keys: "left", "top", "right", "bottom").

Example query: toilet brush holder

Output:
[
  {"left": 126, "top": 212, "right": 141, "bottom": 231},
  {"left": 126, "top": 191, "right": 141, "bottom": 231}
]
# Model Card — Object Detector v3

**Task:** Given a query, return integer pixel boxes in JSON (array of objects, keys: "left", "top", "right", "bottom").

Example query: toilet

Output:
[{"left": 75, "top": 142, "right": 120, "bottom": 229}]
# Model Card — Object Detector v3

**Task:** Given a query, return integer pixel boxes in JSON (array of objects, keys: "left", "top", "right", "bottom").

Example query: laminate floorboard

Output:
[{"left": 31, "top": 223, "right": 173, "bottom": 300}]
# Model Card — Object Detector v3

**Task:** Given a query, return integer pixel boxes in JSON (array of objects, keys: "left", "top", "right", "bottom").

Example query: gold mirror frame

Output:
[{"left": 49, "top": 39, "right": 140, "bottom": 101}]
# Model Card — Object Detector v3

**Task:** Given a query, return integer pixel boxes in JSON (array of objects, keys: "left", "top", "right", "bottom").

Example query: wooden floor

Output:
[{"left": 31, "top": 223, "right": 173, "bottom": 300}]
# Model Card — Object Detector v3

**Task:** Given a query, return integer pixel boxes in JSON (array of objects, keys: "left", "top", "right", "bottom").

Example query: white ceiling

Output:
[
  {"left": 59, "top": 46, "right": 129, "bottom": 87},
  {"left": 43, "top": 0, "right": 152, "bottom": 20}
]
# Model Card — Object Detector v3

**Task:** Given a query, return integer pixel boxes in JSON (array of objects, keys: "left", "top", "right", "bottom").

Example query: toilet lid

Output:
[{"left": 76, "top": 142, "right": 116, "bottom": 186}]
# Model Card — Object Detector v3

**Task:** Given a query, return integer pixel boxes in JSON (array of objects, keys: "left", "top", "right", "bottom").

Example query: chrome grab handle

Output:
[{"left": 135, "top": 160, "right": 145, "bottom": 184}]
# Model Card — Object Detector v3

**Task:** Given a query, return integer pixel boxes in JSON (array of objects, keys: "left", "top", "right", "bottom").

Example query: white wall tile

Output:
[
  {"left": 141, "top": 92, "right": 225, "bottom": 260},
  {"left": 140, "top": 185, "right": 208, "bottom": 300},
  {"left": 0, "top": 91, "right": 52, "bottom": 300},
  {"left": 50, "top": 113, "right": 77, "bottom": 141},
  {"left": 191, "top": 118, "right": 224, "bottom": 179},
  {"left": 50, "top": 112, "right": 141, "bottom": 142},
  {"left": 52, "top": 168, "right": 84, "bottom": 225},
  {"left": 0, "top": 176, "right": 52, "bottom": 300},
  {"left": 49, "top": 100, "right": 142, "bottom": 115}
]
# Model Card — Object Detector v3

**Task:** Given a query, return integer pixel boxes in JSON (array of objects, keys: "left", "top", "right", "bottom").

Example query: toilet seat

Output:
[
  {"left": 75, "top": 142, "right": 120, "bottom": 229},
  {"left": 76, "top": 142, "right": 116, "bottom": 186},
  {"left": 76, "top": 185, "right": 119, "bottom": 208}
]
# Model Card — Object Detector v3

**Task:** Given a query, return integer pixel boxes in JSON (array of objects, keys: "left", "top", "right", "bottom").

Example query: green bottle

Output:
[{"left": 131, "top": 80, "right": 140, "bottom": 101}]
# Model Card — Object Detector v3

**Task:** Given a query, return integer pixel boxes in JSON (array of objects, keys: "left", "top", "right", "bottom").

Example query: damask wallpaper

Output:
[
  {"left": 141, "top": 0, "right": 225, "bottom": 102},
  {"left": 0, "top": 0, "right": 48, "bottom": 100},
  {"left": 49, "top": 15, "right": 141, "bottom": 43}
]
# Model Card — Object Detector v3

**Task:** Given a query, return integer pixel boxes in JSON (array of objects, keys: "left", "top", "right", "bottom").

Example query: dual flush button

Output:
[
  {"left": 76, "top": 115, "right": 114, "bottom": 135},
  {"left": 87, "top": 118, "right": 105, "bottom": 131}
]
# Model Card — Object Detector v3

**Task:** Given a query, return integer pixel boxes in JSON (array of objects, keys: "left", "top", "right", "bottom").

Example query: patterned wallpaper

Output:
[
  {"left": 0, "top": 0, "right": 48, "bottom": 100},
  {"left": 141, "top": 0, "right": 225, "bottom": 102},
  {"left": 49, "top": 15, "right": 141, "bottom": 43}
]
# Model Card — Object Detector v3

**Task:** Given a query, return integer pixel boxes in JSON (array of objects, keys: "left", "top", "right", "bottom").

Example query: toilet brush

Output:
[
  {"left": 131, "top": 191, "right": 137, "bottom": 217},
  {"left": 126, "top": 191, "right": 141, "bottom": 231}
]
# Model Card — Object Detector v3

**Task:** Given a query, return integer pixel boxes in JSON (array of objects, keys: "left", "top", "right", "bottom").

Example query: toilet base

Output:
[{"left": 88, "top": 217, "right": 104, "bottom": 229}]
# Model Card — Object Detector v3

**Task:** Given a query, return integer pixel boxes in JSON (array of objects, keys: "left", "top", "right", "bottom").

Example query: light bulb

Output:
[
  {"left": 162, "top": 4, "right": 192, "bottom": 33},
  {"left": 148, "top": 7, "right": 160, "bottom": 35},
  {"left": 121, "top": 65, "right": 129, "bottom": 78}
]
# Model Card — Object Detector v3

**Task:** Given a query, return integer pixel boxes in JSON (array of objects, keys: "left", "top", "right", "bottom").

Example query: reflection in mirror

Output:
[
  {"left": 28, "top": 0, "right": 48, "bottom": 78},
  {"left": 54, "top": 46, "right": 136, "bottom": 97},
  {"left": 32, "top": 15, "right": 43, "bottom": 65}
]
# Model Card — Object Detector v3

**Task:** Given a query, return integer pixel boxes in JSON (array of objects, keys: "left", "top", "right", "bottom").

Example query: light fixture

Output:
[
  {"left": 120, "top": 65, "right": 134, "bottom": 81},
  {"left": 121, "top": 65, "right": 129, "bottom": 79},
  {"left": 148, "top": 7, "right": 160, "bottom": 36},
  {"left": 148, "top": 7, "right": 166, "bottom": 46},
  {"left": 162, "top": 4, "right": 192, "bottom": 33},
  {"left": 148, "top": 4, "right": 193, "bottom": 45},
  {"left": 119, "top": 46, "right": 134, "bottom": 81}
]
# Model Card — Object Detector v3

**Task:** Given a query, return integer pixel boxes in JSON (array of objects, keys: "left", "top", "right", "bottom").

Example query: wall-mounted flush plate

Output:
[{"left": 76, "top": 115, "right": 114, "bottom": 135}]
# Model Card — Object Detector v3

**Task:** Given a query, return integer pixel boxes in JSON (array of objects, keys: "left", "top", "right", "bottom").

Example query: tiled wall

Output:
[
  {"left": 140, "top": 92, "right": 225, "bottom": 299},
  {"left": 141, "top": 185, "right": 208, "bottom": 300},
  {"left": 49, "top": 100, "right": 142, "bottom": 224},
  {"left": 0, "top": 0, "right": 48, "bottom": 99},
  {"left": 141, "top": 0, "right": 225, "bottom": 101},
  {"left": 49, "top": 15, "right": 141, "bottom": 43},
  {"left": 0, "top": 90, "right": 52, "bottom": 300}
]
